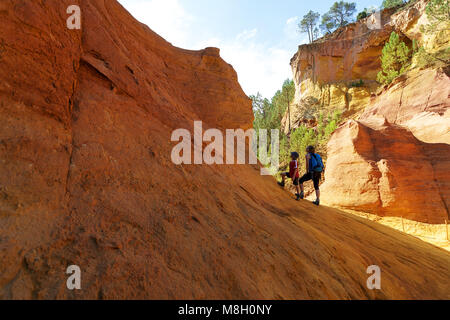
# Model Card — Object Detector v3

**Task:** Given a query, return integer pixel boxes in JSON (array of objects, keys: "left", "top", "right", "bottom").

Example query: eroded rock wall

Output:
[
  {"left": 360, "top": 67, "right": 450, "bottom": 144},
  {"left": 288, "top": 0, "right": 449, "bottom": 223},
  {"left": 283, "top": 0, "right": 437, "bottom": 133},
  {"left": 321, "top": 117, "right": 450, "bottom": 223},
  {"left": 321, "top": 66, "right": 449, "bottom": 223}
]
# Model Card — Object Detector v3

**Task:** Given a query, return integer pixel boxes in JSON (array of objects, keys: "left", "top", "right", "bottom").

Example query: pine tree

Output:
[
  {"left": 377, "top": 32, "right": 411, "bottom": 85},
  {"left": 326, "top": 1, "right": 357, "bottom": 29},
  {"left": 299, "top": 11, "right": 320, "bottom": 43},
  {"left": 320, "top": 13, "right": 335, "bottom": 34},
  {"left": 382, "top": 0, "right": 405, "bottom": 9}
]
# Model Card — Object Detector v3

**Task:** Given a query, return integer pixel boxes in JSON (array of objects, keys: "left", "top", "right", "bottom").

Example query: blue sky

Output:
[{"left": 118, "top": 0, "right": 380, "bottom": 98}]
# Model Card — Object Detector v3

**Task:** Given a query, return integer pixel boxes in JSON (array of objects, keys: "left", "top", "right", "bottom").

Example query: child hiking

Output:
[
  {"left": 278, "top": 152, "right": 302, "bottom": 201},
  {"left": 299, "top": 146, "right": 324, "bottom": 206}
]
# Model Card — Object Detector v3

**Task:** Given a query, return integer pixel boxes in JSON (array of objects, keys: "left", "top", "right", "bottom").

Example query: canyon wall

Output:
[
  {"left": 360, "top": 67, "right": 450, "bottom": 144},
  {"left": 283, "top": 9, "right": 395, "bottom": 133},
  {"left": 283, "top": 0, "right": 436, "bottom": 133},
  {"left": 288, "top": 0, "right": 449, "bottom": 223},
  {"left": 321, "top": 66, "right": 449, "bottom": 223}
]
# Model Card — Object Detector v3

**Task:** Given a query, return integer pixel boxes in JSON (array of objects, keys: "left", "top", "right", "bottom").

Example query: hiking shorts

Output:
[
  {"left": 284, "top": 172, "right": 299, "bottom": 186},
  {"left": 300, "top": 172, "right": 321, "bottom": 190}
]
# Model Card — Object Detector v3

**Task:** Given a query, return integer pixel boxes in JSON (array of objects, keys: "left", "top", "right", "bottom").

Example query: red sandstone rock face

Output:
[
  {"left": 0, "top": 0, "right": 449, "bottom": 299},
  {"left": 290, "top": 8, "right": 397, "bottom": 88},
  {"left": 286, "top": 1, "right": 430, "bottom": 133},
  {"left": 289, "top": 0, "right": 449, "bottom": 224},
  {"left": 322, "top": 67, "right": 449, "bottom": 223},
  {"left": 321, "top": 118, "right": 450, "bottom": 224},
  {"left": 360, "top": 67, "right": 450, "bottom": 144}
]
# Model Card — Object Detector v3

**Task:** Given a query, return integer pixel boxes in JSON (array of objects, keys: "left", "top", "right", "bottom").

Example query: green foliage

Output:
[
  {"left": 413, "top": 46, "right": 450, "bottom": 69},
  {"left": 382, "top": 0, "right": 405, "bottom": 9},
  {"left": 320, "top": 13, "right": 335, "bottom": 34},
  {"left": 299, "top": 11, "right": 321, "bottom": 43},
  {"left": 251, "top": 93, "right": 271, "bottom": 128},
  {"left": 321, "top": 1, "right": 357, "bottom": 32},
  {"left": 349, "top": 79, "right": 364, "bottom": 87},
  {"left": 272, "top": 79, "right": 296, "bottom": 117},
  {"left": 411, "top": 0, "right": 450, "bottom": 70},
  {"left": 421, "top": 0, "right": 450, "bottom": 33},
  {"left": 412, "top": 39, "right": 418, "bottom": 54},
  {"left": 357, "top": 11, "right": 368, "bottom": 20},
  {"left": 413, "top": 47, "right": 436, "bottom": 68},
  {"left": 278, "top": 134, "right": 291, "bottom": 168},
  {"left": 252, "top": 80, "right": 343, "bottom": 175},
  {"left": 290, "top": 127, "right": 316, "bottom": 160},
  {"left": 252, "top": 79, "right": 295, "bottom": 133},
  {"left": 426, "top": 0, "right": 450, "bottom": 22},
  {"left": 288, "top": 110, "right": 342, "bottom": 173},
  {"left": 377, "top": 32, "right": 411, "bottom": 85},
  {"left": 317, "top": 110, "right": 342, "bottom": 145}
]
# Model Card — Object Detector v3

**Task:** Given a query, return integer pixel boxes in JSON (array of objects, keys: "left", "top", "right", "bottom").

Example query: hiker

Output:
[
  {"left": 278, "top": 152, "right": 302, "bottom": 201},
  {"left": 299, "top": 146, "right": 324, "bottom": 206}
]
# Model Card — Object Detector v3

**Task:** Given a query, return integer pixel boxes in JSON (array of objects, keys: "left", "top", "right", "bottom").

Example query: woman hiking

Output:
[{"left": 299, "top": 146, "right": 324, "bottom": 206}]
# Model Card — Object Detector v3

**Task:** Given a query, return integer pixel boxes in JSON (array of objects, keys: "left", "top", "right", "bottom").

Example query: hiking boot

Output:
[
  {"left": 295, "top": 193, "right": 301, "bottom": 201},
  {"left": 313, "top": 199, "right": 320, "bottom": 206},
  {"left": 299, "top": 192, "right": 304, "bottom": 200},
  {"left": 277, "top": 181, "right": 285, "bottom": 188}
]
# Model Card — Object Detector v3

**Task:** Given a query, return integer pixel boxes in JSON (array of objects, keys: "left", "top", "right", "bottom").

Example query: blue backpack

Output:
[{"left": 309, "top": 153, "right": 324, "bottom": 173}]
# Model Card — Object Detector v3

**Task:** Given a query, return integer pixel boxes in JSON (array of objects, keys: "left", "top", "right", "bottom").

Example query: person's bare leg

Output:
[{"left": 316, "top": 189, "right": 320, "bottom": 201}]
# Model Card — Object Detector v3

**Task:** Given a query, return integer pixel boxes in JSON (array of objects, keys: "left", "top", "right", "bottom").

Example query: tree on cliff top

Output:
[
  {"left": 382, "top": 0, "right": 405, "bottom": 9},
  {"left": 322, "top": 1, "right": 357, "bottom": 31},
  {"left": 377, "top": 32, "right": 411, "bottom": 85},
  {"left": 298, "top": 11, "right": 320, "bottom": 43}
]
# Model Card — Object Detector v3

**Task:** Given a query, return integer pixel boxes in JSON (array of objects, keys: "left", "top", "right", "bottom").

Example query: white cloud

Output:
[
  {"left": 285, "top": 16, "right": 300, "bottom": 39},
  {"left": 286, "top": 16, "right": 299, "bottom": 26},
  {"left": 118, "top": 0, "right": 193, "bottom": 47}
]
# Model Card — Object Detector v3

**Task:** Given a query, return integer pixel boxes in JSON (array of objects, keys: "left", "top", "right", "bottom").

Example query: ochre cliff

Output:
[
  {"left": 283, "top": 9, "right": 395, "bottom": 132},
  {"left": 288, "top": 0, "right": 449, "bottom": 224},
  {"left": 0, "top": 0, "right": 449, "bottom": 299},
  {"left": 283, "top": 0, "right": 437, "bottom": 133},
  {"left": 321, "top": 66, "right": 449, "bottom": 223},
  {"left": 360, "top": 67, "right": 450, "bottom": 144},
  {"left": 321, "top": 117, "right": 450, "bottom": 224}
]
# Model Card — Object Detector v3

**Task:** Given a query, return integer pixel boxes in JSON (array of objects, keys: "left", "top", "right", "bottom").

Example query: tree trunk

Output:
[{"left": 286, "top": 90, "right": 291, "bottom": 133}]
